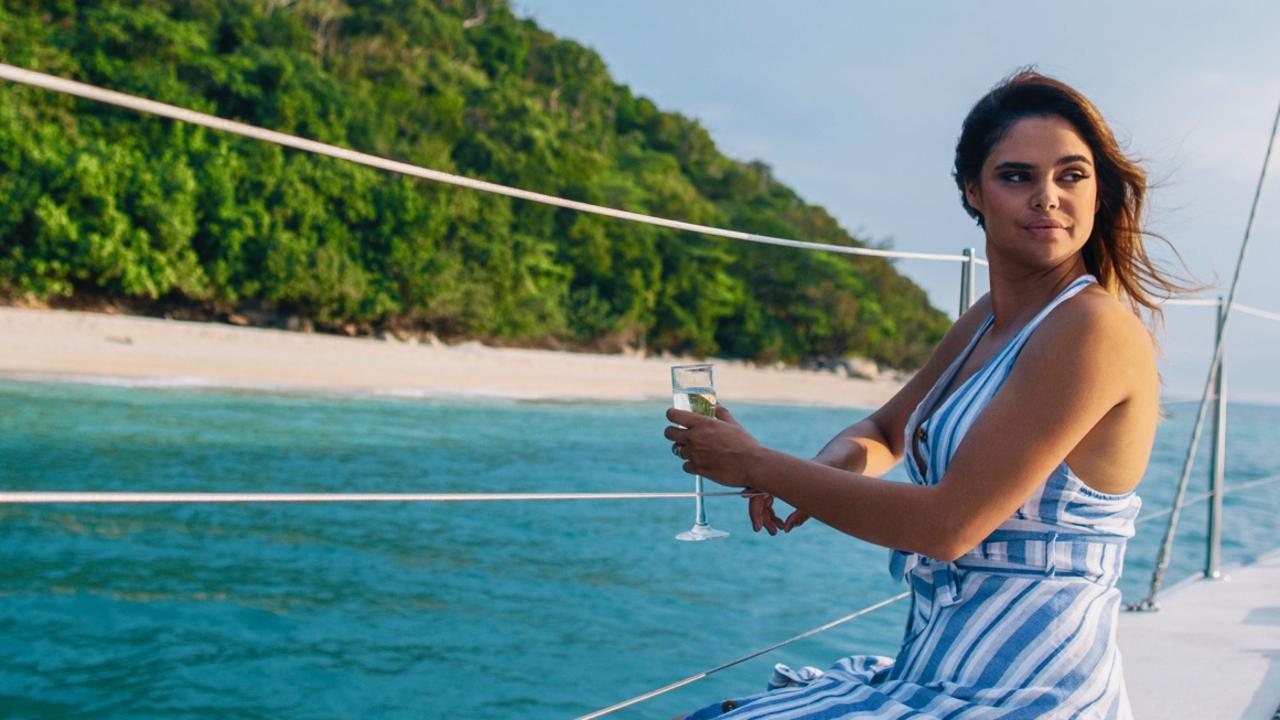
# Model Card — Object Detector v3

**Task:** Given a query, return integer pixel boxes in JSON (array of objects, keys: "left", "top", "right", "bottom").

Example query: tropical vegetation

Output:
[{"left": 0, "top": 0, "right": 949, "bottom": 367}]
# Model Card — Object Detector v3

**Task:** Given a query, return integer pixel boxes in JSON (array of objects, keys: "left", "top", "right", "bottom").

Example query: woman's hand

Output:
[
  {"left": 764, "top": 452, "right": 855, "bottom": 534},
  {"left": 749, "top": 445, "right": 864, "bottom": 535},
  {"left": 748, "top": 492, "right": 811, "bottom": 536},
  {"left": 664, "top": 403, "right": 813, "bottom": 534},
  {"left": 664, "top": 404, "right": 761, "bottom": 489}
]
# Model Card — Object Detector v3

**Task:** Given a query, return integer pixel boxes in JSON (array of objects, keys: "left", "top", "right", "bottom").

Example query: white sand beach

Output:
[{"left": 0, "top": 307, "right": 904, "bottom": 408}]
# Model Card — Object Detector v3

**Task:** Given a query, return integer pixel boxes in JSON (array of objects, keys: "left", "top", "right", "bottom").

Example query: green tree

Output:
[{"left": 0, "top": 0, "right": 949, "bottom": 368}]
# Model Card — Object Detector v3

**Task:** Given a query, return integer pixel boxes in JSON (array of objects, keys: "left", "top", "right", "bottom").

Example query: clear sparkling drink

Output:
[
  {"left": 673, "top": 388, "right": 717, "bottom": 418},
  {"left": 669, "top": 363, "right": 728, "bottom": 541}
]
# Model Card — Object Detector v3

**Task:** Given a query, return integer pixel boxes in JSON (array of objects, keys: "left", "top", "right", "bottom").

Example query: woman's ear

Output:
[{"left": 964, "top": 180, "right": 984, "bottom": 214}]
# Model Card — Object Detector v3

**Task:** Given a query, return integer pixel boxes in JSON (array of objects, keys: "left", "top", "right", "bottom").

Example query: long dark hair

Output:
[{"left": 953, "top": 69, "right": 1198, "bottom": 327}]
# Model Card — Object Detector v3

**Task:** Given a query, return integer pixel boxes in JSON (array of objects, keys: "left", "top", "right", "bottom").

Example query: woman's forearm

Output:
[{"left": 747, "top": 447, "right": 954, "bottom": 559}]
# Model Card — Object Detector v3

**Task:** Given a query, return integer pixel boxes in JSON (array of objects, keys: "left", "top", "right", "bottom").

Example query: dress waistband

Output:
[{"left": 891, "top": 532, "right": 1128, "bottom": 609}]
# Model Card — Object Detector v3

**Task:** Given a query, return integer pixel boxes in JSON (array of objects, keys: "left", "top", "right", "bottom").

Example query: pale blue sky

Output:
[{"left": 514, "top": 1, "right": 1280, "bottom": 404}]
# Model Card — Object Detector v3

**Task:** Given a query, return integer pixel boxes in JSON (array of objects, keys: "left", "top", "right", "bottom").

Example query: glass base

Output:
[{"left": 676, "top": 523, "right": 730, "bottom": 542}]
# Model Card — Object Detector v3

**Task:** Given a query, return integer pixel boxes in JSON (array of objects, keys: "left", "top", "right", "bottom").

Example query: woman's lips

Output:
[{"left": 1026, "top": 221, "right": 1066, "bottom": 238}]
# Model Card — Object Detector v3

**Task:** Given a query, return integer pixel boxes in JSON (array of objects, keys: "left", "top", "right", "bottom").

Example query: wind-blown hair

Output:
[{"left": 953, "top": 68, "right": 1197, "bottom": 327}]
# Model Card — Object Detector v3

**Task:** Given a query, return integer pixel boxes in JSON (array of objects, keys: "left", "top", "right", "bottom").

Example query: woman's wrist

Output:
[{"left": 743, "top": 446, "right": 781, "bottom": 495}]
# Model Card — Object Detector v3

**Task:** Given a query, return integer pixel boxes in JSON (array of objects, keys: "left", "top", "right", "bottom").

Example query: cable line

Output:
[
  {"left": 1132, "top": 473, "right": 1280, "bottom": 526},
  {"left": 3, "top": 473, "right": 1274, "bottom": 508},
  {"left": 0, "top": 490, "right": 761, "bottom": 504},
  {"left": 576, "top": 592, "right": 910, "bottom": 720},
  {"left": 0, "top": 62, "right": 970, "bottom": 264},
  {"left": 1236, "top": 304, "right": 1280, "bottom": 323},
  {"left": 1134, "top": 96, "right": 1280, "bottom": 611},
  {"left": 1163, "top": 298, "right": 1280, "bottom": 322}
]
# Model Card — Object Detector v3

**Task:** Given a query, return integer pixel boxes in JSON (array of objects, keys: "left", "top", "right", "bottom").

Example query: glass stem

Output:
[{"left": 693, "top": 475, "right": 708, "bottom": 527}]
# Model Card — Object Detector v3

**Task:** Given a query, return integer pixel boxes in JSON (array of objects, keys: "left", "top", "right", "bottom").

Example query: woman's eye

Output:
[{"left": 998, "top": 169, "right": 1091, "bottom": 183}]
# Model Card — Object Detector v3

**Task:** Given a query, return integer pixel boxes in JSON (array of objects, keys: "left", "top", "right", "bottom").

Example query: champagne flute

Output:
[{"left": 671, "top": 363, "right": 729, "bottom": 541}]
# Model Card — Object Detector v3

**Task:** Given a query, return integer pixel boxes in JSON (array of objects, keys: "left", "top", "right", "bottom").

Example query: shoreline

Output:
[{"left": 0, "top": 308, "right": 905, "bottom": 409}]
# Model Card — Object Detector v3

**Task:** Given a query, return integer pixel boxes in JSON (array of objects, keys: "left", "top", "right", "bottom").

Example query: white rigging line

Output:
[
  {"left": 576, "top": 592, "right": 911, "bottom": 720},
  {"left": 1137, "top": 95, "right": 1280, "bottom": 610},
  {"left": 1164, "top": 298, "right": 1280, "bottom": 323},
  {"left": 1133, "top": 473, "right": 1280, "bottom": 526},
  {"left": 1236, "top": 304, "right": 1280, "bottom": 323},
  {"left": 3, "top": 476, "right": 1271, "bottom": 508},
  {"left": 4, "top": 474, "right": 1276, "bottom": 508},
  {"left": 0, "top": 490, "right": 760, "bottom": 504},
  {"left": 0, "top": 62, "right": 969, "bottom": 264}
]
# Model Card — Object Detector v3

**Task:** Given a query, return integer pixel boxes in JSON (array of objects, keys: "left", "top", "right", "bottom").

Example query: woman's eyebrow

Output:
[{"left": 993, "top": 155, "right": 1094, "bottom": 171}]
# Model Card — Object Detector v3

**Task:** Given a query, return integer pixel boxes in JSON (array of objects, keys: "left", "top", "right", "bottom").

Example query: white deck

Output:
[{"left": 1119, "top": 549, "right": 1280, "bottom": 720}]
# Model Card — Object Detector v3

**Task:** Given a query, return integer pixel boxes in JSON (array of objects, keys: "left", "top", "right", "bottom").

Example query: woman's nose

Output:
[{"left": 1032, "top": 181, "right": 1059, "bottom": 210}]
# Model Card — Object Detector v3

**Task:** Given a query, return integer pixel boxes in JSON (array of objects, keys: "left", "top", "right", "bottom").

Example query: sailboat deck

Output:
[{"left": 1119, "top": 549, "right": 1280, "bottom": 719}]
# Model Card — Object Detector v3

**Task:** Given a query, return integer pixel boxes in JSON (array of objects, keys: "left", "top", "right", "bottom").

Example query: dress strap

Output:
[
  {"left": 971, "top": 273, "right": 1098, "bottom": 379},
  {"left": 1002, "top": 274, "right": 1097, "bottom": 349}
]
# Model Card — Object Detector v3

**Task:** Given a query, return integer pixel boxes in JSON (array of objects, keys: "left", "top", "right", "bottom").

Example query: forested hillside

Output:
[{"left": 0, "top": 0, "right": 949, "bottom": 367}]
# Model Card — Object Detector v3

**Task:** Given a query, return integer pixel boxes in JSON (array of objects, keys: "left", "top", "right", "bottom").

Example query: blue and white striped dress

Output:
[{"left": 688, "top": 274, "right": 1141, "bottom": 719}]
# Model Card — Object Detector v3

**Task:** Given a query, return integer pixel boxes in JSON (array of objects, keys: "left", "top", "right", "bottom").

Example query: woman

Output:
[{"left": 665, "top": 70, "right": 1189, "bottom": 719}]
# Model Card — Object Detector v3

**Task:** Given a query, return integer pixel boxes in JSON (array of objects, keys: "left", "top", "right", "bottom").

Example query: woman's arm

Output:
[
  {"left": 670, "top": 294, "right": 1151, "bottom": 560},
  {"left": 747, "top": 417, "right": 901, "bottom": 535},
  {"left": 745, "top": 295, "right": 995, "bottom": 534}
]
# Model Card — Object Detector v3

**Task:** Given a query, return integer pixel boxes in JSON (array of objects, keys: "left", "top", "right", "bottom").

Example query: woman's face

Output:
[{"left": 964, "top": 114, "right": 1099, "bottom": 271}]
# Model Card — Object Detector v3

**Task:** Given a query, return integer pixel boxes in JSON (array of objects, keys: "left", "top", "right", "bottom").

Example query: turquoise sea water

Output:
[{"left": 1, "top": 378, "right": 1277, "bottom": 719}]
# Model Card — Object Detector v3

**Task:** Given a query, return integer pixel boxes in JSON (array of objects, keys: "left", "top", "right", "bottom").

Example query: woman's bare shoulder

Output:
[
  {"left": 1029, "top": 287, "right": 1157, "bottom": 389},
  {"left": 1054, "top": 287, "right": 1152, "bottom": 348}
]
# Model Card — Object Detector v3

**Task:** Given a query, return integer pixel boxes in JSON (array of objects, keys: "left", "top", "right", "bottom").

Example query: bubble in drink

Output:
[{"left": 673, "top": 388, "right": 717, "bottom": 418}]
